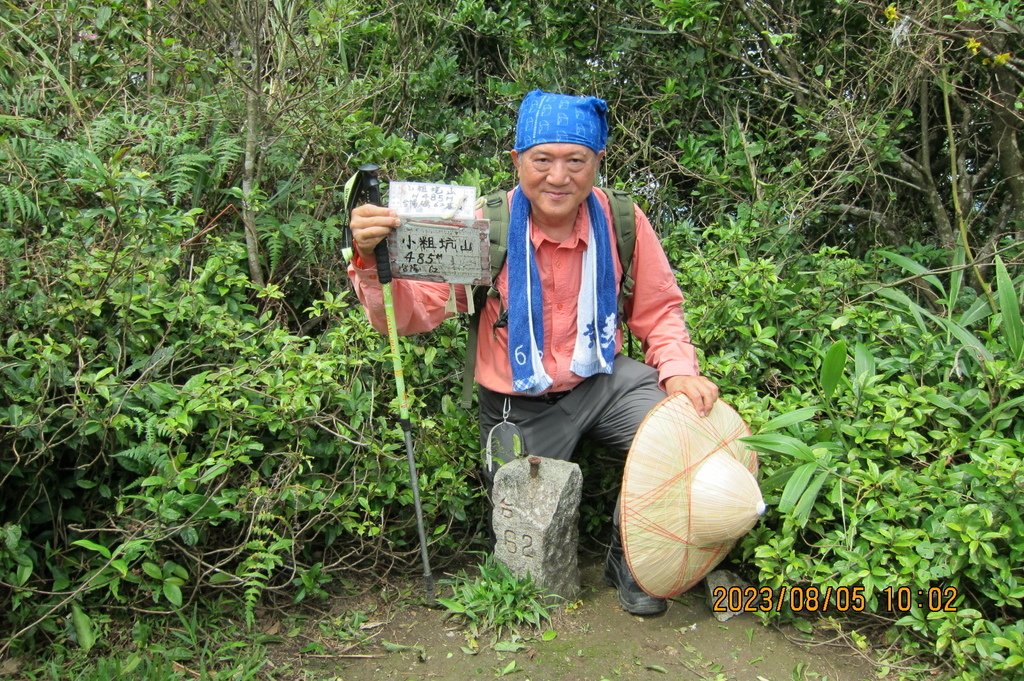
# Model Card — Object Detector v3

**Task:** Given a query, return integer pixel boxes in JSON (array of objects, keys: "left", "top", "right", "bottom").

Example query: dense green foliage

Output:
[
  {"left": 667, "top": 225, "right": 1023, "bottom": 677},
  {"left": 1, "top": 0, "right": 1022, "bottom": 679}
]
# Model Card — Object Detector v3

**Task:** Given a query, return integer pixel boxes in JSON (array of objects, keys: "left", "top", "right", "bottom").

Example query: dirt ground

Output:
[{"left": 286, "top": 556, "right": 883, "bottom": 681}]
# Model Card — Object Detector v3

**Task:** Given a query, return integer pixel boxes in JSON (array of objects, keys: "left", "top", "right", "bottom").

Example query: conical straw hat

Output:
[{"left": 620, "top": 395, "right": 764, "bottom": 598}]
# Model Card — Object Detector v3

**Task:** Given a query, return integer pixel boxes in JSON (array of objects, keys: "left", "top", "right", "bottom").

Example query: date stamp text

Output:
[{"left": 710, "top": 585, "right": 960, "bottom": 614}]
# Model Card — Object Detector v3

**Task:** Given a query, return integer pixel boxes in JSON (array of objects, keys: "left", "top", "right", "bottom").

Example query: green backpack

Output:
[{"left": 460, "top": 187, "right": 638, "bottom": 408}]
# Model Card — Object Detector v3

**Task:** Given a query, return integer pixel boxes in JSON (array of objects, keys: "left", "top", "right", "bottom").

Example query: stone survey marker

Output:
[{"left": 492, "top": 456, "right": 582, "bottom": 601}]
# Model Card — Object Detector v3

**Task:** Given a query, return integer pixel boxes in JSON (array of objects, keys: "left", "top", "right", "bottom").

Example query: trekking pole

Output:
[{"left": 350, "top": 164, "right": 435, "bottom": 604}]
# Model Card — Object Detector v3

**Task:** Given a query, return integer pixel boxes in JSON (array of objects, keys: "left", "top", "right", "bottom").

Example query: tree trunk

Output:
[
  {"left": 239, "top": 1, "right": 266, "bottom": 287},
  {"left": 992, "top": 68, "right": 1024, "bottom": 244},
  {"left": 242, "top": 77, "right": 266, "bottom": 288}
]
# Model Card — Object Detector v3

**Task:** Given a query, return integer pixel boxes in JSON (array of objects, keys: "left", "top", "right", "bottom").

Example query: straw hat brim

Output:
[{"left": 620, "top": 395, "right": 761, "bottom": 598}]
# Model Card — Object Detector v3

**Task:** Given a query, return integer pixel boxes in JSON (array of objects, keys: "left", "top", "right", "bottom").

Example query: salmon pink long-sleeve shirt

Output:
[{"left": 347, "top": 190, "right": 701, "bottom": 394}]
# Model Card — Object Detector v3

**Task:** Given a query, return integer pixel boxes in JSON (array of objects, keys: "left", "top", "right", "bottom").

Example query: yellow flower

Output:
[
  {"left": 993, "top": 52, "right": 1011, "bottom": 66},
  {"left": 884, "top": 4, "right": 898, "bottom": 22},
  {"left": 966, "top": 38, "right": 982, "bottom": 55}
]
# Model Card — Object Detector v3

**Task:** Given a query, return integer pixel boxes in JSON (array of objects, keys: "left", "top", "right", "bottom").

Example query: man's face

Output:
[{"left": 511, "top": 143, "right": 604, "bottom": 228}]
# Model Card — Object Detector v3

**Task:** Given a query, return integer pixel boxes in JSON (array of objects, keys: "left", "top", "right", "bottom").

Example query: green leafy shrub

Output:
[
  {"left": 437, "top": 554, "right": 555, "bottom": 639},
  {"left": 668, "top": 222, "right": 1023, "bottom": 678},
  {"left": 0, "top": 114, "right": 486, "bottom": 656}
]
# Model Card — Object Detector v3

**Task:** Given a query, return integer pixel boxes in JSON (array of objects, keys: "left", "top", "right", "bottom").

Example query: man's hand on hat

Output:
[
  {"left": 665, "top": 375, "right": 719, "bottom": 418},
  {"left": 350, "top": 204, "right": 400, "bottom": 259}
]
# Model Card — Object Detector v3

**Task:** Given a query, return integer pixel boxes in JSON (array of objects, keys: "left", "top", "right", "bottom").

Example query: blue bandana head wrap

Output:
[{"left": 514, "top": 90, "right": 608, "bottom": 154}]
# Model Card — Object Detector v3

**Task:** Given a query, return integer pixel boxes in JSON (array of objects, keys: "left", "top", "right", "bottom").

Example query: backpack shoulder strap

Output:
[
  {"left": 482, "top": 191, "right": 510, "bottom": 284},
  {"left": 598, "top": 187, "right": 637, "bottom": 322},
  {"left": 461, "top": 190, "right": 510, "bottom": 409}
]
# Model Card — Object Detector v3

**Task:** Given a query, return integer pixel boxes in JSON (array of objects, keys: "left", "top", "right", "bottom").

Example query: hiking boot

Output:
[{"left": 603, "top": 525, "right": 667, "bottom": 616}]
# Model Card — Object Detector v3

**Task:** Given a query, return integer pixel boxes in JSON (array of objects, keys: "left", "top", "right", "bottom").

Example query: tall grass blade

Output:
[
  {"left": 793, "top": 470, "right": 830, "bottom": 527},
  {"left": 758, "top": 407, "right": 818, "bottom": 433},
  {"left": 759, "top": 464, "right": 802, "bottom": 494},
  {"left": 948, "top": 246, "right": 965, "bottom": 317},
  {"left": 876, "top": 287, "right": 993, "bottom": 362},
  {"left": 877, "top": 249, "right": 946, "bottom": 298},
  {"left": 995, "top": 256, "right": 1022, "bottom": 360},
  {"left": 933, "top": 315, "right": 994, "bottom": 362},
  {"left": 820, "top": 339, "right": 847, "bottom": 400},
  {"left": 854, "top": 342, "right": 875, "bottom": 380},
  {"left": 778, "top": 462, "right": 816, "bottom": 514},
  {"left": 958, "top": 297, "right": 992, "bottom": 327},
  {"left": 967, "top": 394, "right": 1024, "bottom": 438},
  {"left": 741, "top": 434, "right": 816, "bottom": 462},
  {"left": 875, "top": 287, "right": 927, "bottom": 332}
]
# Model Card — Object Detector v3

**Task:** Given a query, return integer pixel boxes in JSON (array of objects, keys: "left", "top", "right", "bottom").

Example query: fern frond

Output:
[
  {"left": 0, "top": 185, "right": 43, "bottom": 227},
  {"left": 296, "top": 215, "right": 317, "bottom": 260},
  {"left": 240, "top": 549, "right": 278, "bottom": 629},
  {"left": 113, "top": 442, "right": 169, "bottom": 474},
  {"left": 319, "top": 216, "right": 343, "bottom": 254},
  {"left": 0, "top": 114, "right": 43, "bottom": 136},
  {"left": 41, "top": 141, "right": 83, "bottom": 174},
  {"left": 167, "top": 152, "right": 213, "bottom": 205},
  {"left": 87, "top": 114, "right": 125, "bottom": 154},
  {"left": 2, "top": 134, "right": 51, "bottom": 180},
  {"left": 259, "top": 216, "right": 285, "bottom": 276},
  {"left": 145, "top": 414, "right": 158, "bottom": 445},
  {"left": 238, "top": 511, "right": 292, "bottom": 628},
  {"left": 208, "top": 132, "right": 243, "bottom": 187}
]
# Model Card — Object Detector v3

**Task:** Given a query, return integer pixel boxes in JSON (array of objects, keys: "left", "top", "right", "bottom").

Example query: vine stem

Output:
[{"left": 938, "top": 41, "right": 996, "bottom": 310}]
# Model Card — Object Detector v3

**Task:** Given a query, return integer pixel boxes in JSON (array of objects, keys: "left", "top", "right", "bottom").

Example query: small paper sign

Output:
[
  {"left": 387, "top": 218, "right": 491, "bottom": 285},
  {"left": 388, "top": 182, "right": 477, "bottom": 220},
  {"left": 383, "top": 182, "right": 490, "bottom": 285}
]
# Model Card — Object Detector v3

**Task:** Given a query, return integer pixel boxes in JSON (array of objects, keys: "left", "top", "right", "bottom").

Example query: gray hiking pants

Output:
[{"left": 478, "top": 354, "right": 666, "bottom": 483}]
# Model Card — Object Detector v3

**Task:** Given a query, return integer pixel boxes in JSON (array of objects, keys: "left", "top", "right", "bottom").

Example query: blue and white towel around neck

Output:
[{"left": 506, "top": 186, "right": 618, "bottom": 394}]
